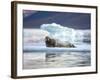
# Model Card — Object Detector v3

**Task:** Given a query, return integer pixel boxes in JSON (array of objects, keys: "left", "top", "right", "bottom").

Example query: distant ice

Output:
[{"left": 23, "top": 29, "right": 50, "bottom": 47}]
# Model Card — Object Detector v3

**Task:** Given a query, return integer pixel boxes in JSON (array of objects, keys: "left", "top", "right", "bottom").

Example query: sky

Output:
[{"left": 23, "top": 10, "right": 91, "bottom": 29}]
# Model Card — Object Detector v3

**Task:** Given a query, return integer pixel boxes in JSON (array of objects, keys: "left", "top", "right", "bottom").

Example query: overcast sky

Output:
[{"left": 23, "top": 10, "right": 91, "bottom": 29}]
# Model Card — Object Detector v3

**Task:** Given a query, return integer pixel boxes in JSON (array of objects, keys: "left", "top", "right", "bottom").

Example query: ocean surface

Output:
[{"left": 23, "top": 43, "right": 91, "bottom": 69}]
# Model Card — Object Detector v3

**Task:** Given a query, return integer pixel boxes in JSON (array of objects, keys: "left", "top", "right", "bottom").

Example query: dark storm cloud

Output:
[{"left": 23, "top": 10, "right": 91, "bottom": 29}]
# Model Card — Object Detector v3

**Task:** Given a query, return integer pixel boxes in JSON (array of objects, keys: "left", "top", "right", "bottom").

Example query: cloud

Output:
[{"left": 23, "top": 10, "right": 37, "bottom": 18}]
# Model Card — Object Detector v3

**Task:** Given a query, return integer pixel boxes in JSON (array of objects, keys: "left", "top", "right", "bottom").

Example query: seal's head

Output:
[{"left": 45, "top": 36, "right": 56, "bottom": 47}]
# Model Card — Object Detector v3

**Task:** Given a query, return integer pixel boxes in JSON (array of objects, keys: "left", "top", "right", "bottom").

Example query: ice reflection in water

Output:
[{"left": 23, "top": 52, "right": 91, "bottom": 69}]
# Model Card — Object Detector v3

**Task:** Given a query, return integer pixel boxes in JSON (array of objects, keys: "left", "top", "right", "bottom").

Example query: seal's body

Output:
[{"left": 45, "top": 36, "right": 75, "bottom": 48}]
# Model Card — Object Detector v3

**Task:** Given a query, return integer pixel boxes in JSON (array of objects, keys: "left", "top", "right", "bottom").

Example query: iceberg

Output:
[
  {"left": 40, "top": 23, "right": 90, "bottom": 44},
  {"left": 41, "top": 23, "right": 75, "bottom": 42}
]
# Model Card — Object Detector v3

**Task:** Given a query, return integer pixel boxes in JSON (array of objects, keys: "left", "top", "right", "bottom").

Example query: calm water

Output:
[{"left": 23, "top": 51, "right": 91, "bottom": 69}]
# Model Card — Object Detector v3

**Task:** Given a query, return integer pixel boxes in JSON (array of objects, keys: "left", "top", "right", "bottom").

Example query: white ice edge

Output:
[{"left": 23, "top": 47, "right": 90, "bottom": 52}]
